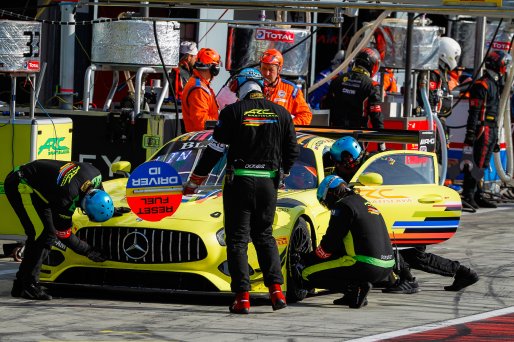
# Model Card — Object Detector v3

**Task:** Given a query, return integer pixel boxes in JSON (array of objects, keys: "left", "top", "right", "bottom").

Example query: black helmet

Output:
[
  {"left": 485, "top": 50, "right": 512, "bottom": 75},
  {"left": 354, "top": 48, "right": 381, "bottom": 77}
]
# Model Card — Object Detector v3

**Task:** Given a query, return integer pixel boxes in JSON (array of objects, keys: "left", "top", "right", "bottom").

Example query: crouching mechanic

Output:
[
  {"left": 4, "top": 160, "right": 114, "bottom": 300},
  {"left": 183, "top": 68, "right": 299, "bottom": 314},
  {"left": 329, "top": 136, "right": 479, "bottom": 293},
  {"left": 301, "top": 175, "right": 395, "bottom": 308}
]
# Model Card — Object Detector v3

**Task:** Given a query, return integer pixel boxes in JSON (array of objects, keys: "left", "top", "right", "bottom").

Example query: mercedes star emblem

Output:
[{"left": 123, "top": 231, "right": 149, "bottom": 260}]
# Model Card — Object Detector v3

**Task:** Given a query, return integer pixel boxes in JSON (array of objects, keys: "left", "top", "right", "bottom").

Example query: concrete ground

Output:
[{"left": 0, "top": 204, "right": 513, "bottom": 341}]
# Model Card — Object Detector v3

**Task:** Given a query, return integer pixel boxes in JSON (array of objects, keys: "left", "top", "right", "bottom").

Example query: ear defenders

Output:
[
  {"left": 210, "top": 64, "right": 220, "bottom": 76},
  {"left": 194, "top": 62, "right": 220, "bottom": 77}
]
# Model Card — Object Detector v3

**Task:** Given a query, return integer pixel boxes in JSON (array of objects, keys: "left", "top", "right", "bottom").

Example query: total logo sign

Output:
[
  {"left": 24, "top": 60, "right": 40, "bottom": 71},
  {"left": 126, "top": 161, "right": 183, "bottom": 222},
  {"left": 255, "top": 28, "right": 295, "bottom": 43}
]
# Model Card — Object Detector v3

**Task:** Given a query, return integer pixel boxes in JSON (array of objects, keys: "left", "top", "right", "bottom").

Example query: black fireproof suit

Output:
[
  {"left": 399, "top": 246, "right": 459, "bottom": 280},
  {"left": 192, "top": 91, "right": 299, "bottom": 292},
  {"left": 301, "top": 193, "right": 394, "bottom": 290},
  {"left": 416, "top": 69, "right": 452, "bottom": 116},
  {"left": 4, "top": 160, "right": 103, "bottom": 285},
  {"left": 326, "top": 66, "right": 384, "bottom": 130},
  {"left": 333, "top": 158, "right": 460, "bottom": 284},
  {"left": 462, "top": 71, "right": 501, "bottom": 199}
]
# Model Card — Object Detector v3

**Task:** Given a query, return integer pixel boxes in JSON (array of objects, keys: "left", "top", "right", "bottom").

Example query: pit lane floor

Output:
[{"left": 1, "top": 204, "right": 513, "bottom": 341}]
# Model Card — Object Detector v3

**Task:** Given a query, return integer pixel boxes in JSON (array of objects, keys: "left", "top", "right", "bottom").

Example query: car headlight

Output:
[{"left": 216, "top": 227, "right": 226, "bottom": 246}]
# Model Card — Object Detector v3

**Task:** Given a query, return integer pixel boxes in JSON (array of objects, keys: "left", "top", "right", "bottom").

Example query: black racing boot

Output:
[
  {"left": 462, "top": 196, "right": 479, "bottom": 209},
  {"left": 345, "top": 282, "right": 372, "bottom": 309},
  {"left": 474, "top": 196, "right": 497, "bottom": 208},
  {"left": 11, "top": 279, "right": 22, "bottom": 298},
  {"left": 20, "top": 283, "right": 52, "bottom": 300},
  {"left": 333, "top": 294, "right": 368, "bottom": 307},
  {"left": 382, "top": 277, "right": 420, "bottom": 294},
  {"left": 444, "top": 266, "right": 479, "bottom": 291}
]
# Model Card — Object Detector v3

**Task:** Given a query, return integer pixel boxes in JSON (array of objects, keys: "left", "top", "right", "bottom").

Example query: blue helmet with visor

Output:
[{"left": 317, "top": 175, "right": 345, "bottom": 207}]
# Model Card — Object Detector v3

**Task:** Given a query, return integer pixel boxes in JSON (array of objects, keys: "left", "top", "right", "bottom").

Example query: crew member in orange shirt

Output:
[
  {"left": 259, "top": 49, "right": 312, "bottom": 125},
  {"left": 182, "top": 48, "right": 221, "bottom": 132},
  {"left": 383, "top": 68, "right": 398, "bottom": 94}
]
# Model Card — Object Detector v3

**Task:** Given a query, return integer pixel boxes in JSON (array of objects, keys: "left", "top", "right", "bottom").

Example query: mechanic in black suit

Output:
[
  {"left": 462, "top": 50, "right": 512, "bottom": 209},
  {"left": 328, "top": 136, "right": 479, "bottom": 293},
  {"left": 4, "top": 160, "right": 114, "bottom": 300},
  {"left": 183, "top": 68, "right": 299, "bottom": 314},
  {"left": 301, "top": 175, "right": 395, "bottom": 308}
]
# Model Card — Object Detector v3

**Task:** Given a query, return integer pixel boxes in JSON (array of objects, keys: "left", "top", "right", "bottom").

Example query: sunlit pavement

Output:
[{"left": 1, "top": 204, "right": 513, "bottom": 341}]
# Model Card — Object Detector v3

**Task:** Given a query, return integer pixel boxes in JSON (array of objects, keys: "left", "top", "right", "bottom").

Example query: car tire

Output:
[{"left": 286, "top": 217, "right": 312, "bottom": 303}]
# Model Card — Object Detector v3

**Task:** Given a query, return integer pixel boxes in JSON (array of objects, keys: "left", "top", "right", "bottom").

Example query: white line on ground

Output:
[{"left": 346, "top": 306, "right": 514, "bottom": 342}]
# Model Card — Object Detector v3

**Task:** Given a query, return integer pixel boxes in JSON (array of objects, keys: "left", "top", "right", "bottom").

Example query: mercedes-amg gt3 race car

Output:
[{"left": 39, "top": 129, "right": 462, "bottom": 301}]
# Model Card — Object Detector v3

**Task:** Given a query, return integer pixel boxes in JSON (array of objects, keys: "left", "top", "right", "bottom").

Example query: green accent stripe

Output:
[
  {"left": 234, "top": 169, "right": 277, "bottom": 178},
  {"left": 353, "top": 255, "right": 395, "bottom": 268},
  {"left": 302, "top": 255, "right": 394, "bottom": 280},
  {"left": 302, "top": 255, "right": 356, "bottom": 280}
]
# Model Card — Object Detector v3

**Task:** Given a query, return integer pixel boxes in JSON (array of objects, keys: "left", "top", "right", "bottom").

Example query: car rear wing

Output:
[{"left": 295, "top": 126, "right": 436, "bottom": 153}]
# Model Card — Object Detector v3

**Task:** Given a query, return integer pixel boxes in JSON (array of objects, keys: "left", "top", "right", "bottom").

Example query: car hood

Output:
[{"left": 74, "top": 178, "right": 309, "bottom": 228}]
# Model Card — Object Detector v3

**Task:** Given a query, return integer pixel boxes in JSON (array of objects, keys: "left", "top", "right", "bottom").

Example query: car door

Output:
[{"left": 351, "top": 151, "right": 462, "bottom": 247}]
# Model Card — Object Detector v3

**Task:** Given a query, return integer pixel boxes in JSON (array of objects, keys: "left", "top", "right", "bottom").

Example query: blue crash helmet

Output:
[
  {"left": 330, "top": 136, "right": 363, "bottom": 168},
  {"left": 317, "top": 175, "right": 345, "bottom": 206},
  {"left": 230, "top": 67, "right": 264, "bottom": 92},
  {"left": 81, "top": 189, "right": 114, "bottom": 222}
]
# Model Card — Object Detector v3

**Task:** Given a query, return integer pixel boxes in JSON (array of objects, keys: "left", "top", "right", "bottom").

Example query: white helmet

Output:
[{"left": 439, "top": 37, "right": 461, "bottom": 71}]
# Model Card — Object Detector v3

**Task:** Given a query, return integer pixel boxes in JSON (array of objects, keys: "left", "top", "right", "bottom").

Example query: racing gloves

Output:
[
  {"left": 183, "top": 173, "right": 208, "bottom": 195},
  {"left": 113, "top": 206, "right": 131, "bottom": 217},
  {"left": 86, "top": 248, "right": 108, "bottom": 262},
  {"left": 57, "top": 230, "right": 108, "bottom": 262}
]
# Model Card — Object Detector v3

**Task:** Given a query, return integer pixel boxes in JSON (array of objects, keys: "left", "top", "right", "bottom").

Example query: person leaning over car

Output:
[
  {"left": 328, "top": 136, "right": 479, "bottom": 294},
  {"left": 4, "top": 159, "right": 114, "bottom": 300},
  {"left": 260, "top": 48, "right": 312, "bottom": 125},
  {"left": 183, "top": 68, "right": 299, "bottom": 314},
  {"left": 300, "top": 175, "right": 395, "bottom": 308},
  {"left": 181, "top": 47, "right": 221, "bottom": 132}
]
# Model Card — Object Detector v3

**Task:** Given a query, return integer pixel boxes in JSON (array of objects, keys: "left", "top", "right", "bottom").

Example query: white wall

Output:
[{"left": 198, "top": 9, "right": 234, "bottom": 94}]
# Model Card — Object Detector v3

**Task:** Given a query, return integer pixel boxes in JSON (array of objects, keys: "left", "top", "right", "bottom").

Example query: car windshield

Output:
[
  {"left": 360, "top": 153, "right": 435, "bottom": 185},
  {"left": 152, "top": 140, "right": 226, "bottom": 186},
  {"left": 151, "top": 140, "right": 318, "bottom": 189}
]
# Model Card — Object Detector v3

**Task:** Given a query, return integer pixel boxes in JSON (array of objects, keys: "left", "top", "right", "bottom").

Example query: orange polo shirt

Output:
[{"left": 264, "top": 77, "right": 312, "bottom": 125}]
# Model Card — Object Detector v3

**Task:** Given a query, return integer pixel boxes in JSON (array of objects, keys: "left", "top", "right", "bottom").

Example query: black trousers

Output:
[
  {"left": 4, "top": 171, "right": 56, "bottom": 284},
  {"left": 463, "top": 126, "right": 498, "bottom": 198},
  {"left": 223, "top": 176, "right": 283, "bottom": 293},
  {"left": 307, "top": 261, "right": 392, "bottom": 292},
  {"left": 400, "top": 246, "right": 459, "bottom": 278}
]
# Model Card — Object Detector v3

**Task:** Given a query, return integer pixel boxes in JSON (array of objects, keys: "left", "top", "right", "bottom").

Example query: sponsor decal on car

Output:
[{"left": 126, "top": 161, "right": 183, "bottom": 221}]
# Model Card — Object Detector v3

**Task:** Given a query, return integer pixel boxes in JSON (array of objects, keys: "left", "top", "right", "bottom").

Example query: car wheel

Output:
[{"left": 286, "top": 217, "right": 312, "bottom": 303}]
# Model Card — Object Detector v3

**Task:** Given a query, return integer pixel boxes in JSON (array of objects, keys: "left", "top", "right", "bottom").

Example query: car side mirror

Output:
[
  {"left": 111, "top": 161, "right": 131, "bottom": 178},
  {"left": 358, "top": 172, "right": 383, "bottom": 186}
]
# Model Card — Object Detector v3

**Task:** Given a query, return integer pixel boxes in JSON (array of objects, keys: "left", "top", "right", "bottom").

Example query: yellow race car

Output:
[{"left": 39, "top": 129, "right": 462, "bottom": 301}]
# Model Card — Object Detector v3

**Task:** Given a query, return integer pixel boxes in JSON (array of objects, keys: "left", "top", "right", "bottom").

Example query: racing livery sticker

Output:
[{"left": 126, "top": 161, "right": 183, "bottom": 221}]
